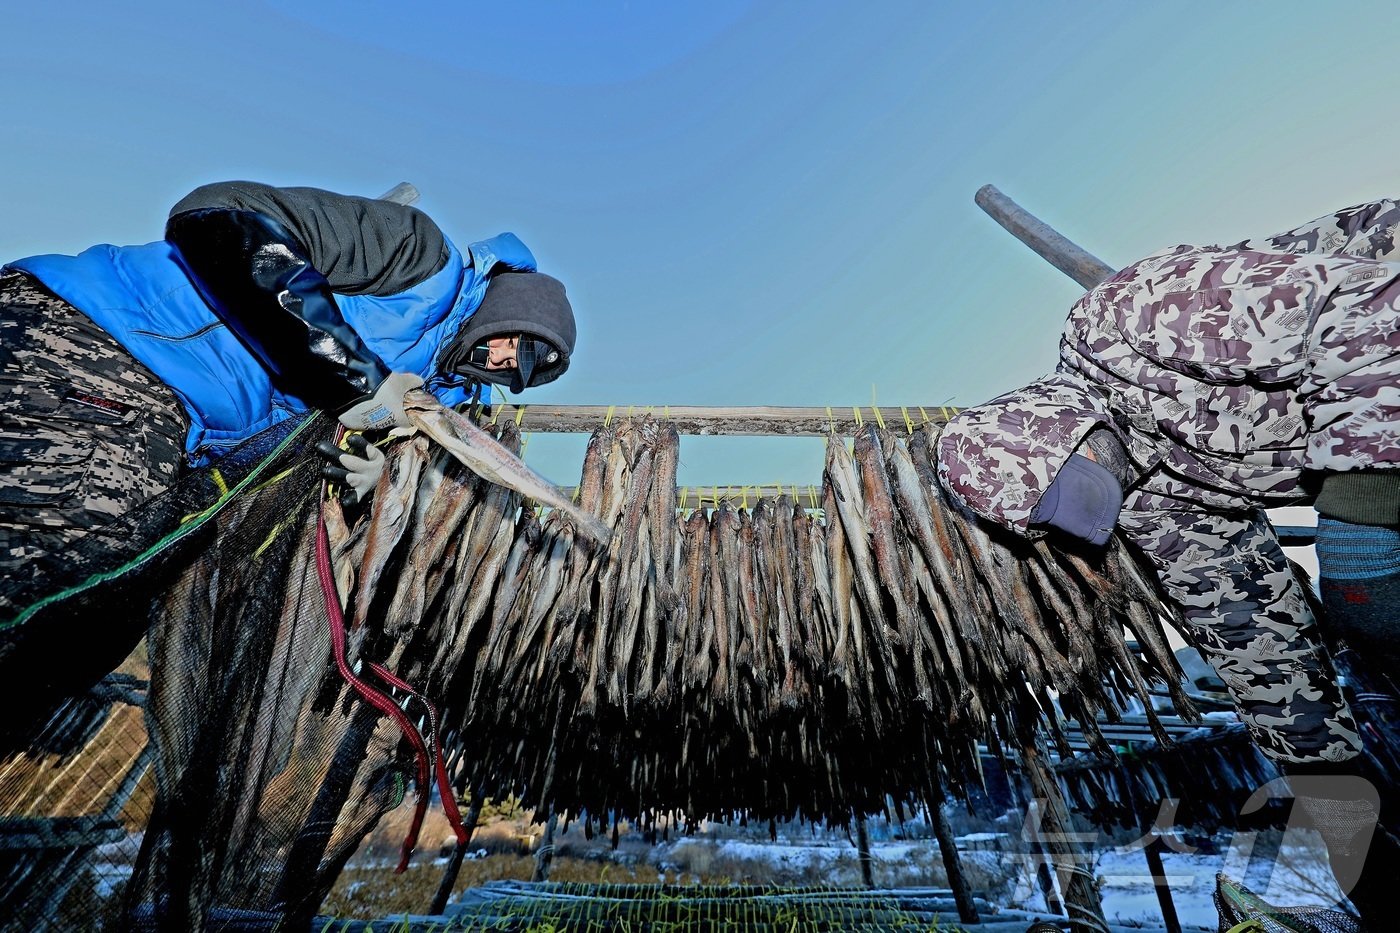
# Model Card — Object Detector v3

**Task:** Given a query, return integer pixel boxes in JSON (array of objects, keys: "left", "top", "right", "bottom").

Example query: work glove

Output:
[
  {"left": 337, "top": 372, "right": 424, "bottom": 431},
  {"left": 317, "top": 434, "right": 386, "bottom": 505}
]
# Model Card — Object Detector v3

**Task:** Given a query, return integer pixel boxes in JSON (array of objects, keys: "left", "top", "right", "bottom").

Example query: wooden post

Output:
[
  {"left": 531, "top": 809, "right": 558, "bottom": 882},
  {"left": 928, "top": 785, "right": 980, "bottom": 924},
  {"left": 428, "top": 789, "right": 483, "bottom": 916},
  {"left": 974, "top": 185, "right": 1116, "bottom": 290},
  {"left": 854, "top": 815, "right": 875, "bottom": 888},
  {"left": 1021, "top": 739, "right": 1107, "bottom": 933},
  {"left": 1144, "top": 834, "right": 1182, "bottom": 933},
  {"left": 376, "top": 182, "right": 420, "bottom": 206}
]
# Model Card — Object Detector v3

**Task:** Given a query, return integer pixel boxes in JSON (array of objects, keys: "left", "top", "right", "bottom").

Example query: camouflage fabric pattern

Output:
[
  {"left": 935, "top": 198, "right": 1400, "bottom": 765},
  {"left": 937, "top": 373, "right": 1114, "bottom": 535},
  {"left": 1060, "top": 199, "right": 1400, "bottom": 499},
  {"left": 0, "top": 272, "right": 188, "bottom": 611},
  {"left": 1118, "top": 506, "right": 1363, "bottom": 764},
  {"left": 938, "top": 378, "right": 1366, "bottom": 765}
]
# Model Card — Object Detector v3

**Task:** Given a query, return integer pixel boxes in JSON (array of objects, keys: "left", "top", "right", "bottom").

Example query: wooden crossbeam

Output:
[
  {"left": 548, "top": 485, "right": 829, "bottom": 510},
  {"left": 488, "top": 403, "right": 960, "bottom": 436}
]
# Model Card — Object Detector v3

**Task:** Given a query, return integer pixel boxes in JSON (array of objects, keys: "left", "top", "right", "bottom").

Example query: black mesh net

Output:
[
  {"left": 1214, "top": 873, "right": 1362, "bottom": 933},
  {"left": 1, "top": 414, "right": 342, "bottom": 930}
]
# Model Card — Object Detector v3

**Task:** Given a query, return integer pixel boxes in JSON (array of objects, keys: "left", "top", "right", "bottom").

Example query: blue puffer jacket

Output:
[{"left": 6, "top": 232, "right": 536, "bottom": 465}]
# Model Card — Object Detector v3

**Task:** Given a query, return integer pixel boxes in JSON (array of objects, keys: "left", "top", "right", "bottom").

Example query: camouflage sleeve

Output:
[
  {"left": 1116, "top": 506, "right": 1363, "bottom": 766},
  {"left": 1230, "top": 198, "right": 1400, "bottom": 260}
]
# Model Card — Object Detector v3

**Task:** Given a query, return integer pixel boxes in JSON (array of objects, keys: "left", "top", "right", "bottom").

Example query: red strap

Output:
[
  {"left": 315, "top": 503, "right": 433, "bottom": 872},
  {"left": 366, "top": 661, "right": 469, "bottom": 844}
]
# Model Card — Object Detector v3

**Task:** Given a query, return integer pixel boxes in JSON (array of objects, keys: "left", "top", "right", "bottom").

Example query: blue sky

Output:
[{"left": 6, "top": 1, "right": 1400, "bottom": 488}]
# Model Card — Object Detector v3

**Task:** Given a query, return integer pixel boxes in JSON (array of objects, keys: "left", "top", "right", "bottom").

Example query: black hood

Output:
[{"left": 440, "top": 271, "right": 575, "bottom": 392}]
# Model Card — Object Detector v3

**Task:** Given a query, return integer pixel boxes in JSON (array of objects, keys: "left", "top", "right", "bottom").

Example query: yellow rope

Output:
[
  {"left": 852, "top": 406, "right": 862, "bottom": 426},
  {"left": 900, "top": 406, "right": 914, "bottom": 434},
  {"left": 604, "top": 404, "right": 616, "bottom": 427},
  {"left": 514, "top": 404, "right": 527, "bottom": 426},
  {"left": 871, "top": 405, "right": 886, "bottom": 430},
  {"left": 918, "top": 406, "right": 931, "bottom": 423}
]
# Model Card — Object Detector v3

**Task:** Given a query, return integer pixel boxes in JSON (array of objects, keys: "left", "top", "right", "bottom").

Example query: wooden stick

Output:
[
  {"left": 928, "top": 783, "right": 980, "bottom": 924},
  {"left": 974, "top": 185, "right": 1115, "bottom": 290},
  {"left": 1144, "top": 834, "right": 1183, "bottom": 933},
  {"left": 854, "top": 815, "right": 875, "bottom": 888},
  {"left": 532, "top": 809, "right": 558, "bottom": 882},
  {"left": 377, "top": 182, "right": 420, "bottom": 206},
  {"left": 1021, "top": 738, "right": 1108, "bottom": 933},
  {"left": 485, "top": 403, "right": 958, "bottom": 436},
  {"left": 429, "top": 789, "right": 483, "bottom": 915}
]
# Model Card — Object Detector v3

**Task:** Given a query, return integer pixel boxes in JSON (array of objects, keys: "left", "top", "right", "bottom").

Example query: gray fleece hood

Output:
[{"left": 441, "top": 271, "right": 576, "bottom": 392}]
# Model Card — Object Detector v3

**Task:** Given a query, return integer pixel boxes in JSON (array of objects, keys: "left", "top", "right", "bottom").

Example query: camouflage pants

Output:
[
  {"left": 0, "top": 272, "right": 188, "bottom": 615},
  {"left": 1119, "top": 506, "right": 1365, "bottom": 766}
]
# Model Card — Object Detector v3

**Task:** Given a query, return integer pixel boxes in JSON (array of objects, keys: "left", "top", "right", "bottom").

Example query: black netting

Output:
[
  {"left": 1, "top": 414, "right": 335, "bottom": 930},
  {"left": 1214, "top": 873, "right": 1362, "bottom": 933}
]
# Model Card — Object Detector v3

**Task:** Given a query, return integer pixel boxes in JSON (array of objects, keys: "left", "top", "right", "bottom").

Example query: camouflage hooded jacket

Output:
[{"left": 937, "top": 200, "right": 1400, "bottom": 763}]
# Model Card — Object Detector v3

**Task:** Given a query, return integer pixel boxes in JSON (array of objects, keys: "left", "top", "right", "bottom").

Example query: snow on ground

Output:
[
  {"left": 666, "top": 836, "right": 920, "bottom": 870},
  {"left": 657, "top": 829, "right": 1351, "bottom": 929},
  {"left": 1093, "top": 835, "right": 1347, "bottom": 929}
]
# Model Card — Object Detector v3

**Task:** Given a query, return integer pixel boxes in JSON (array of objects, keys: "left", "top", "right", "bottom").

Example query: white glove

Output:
[
  {"left": 317, "top": 434, "right": 387, "bottom": 503},
  {"left": 338, "top": 372, "right": 424, "bottom": 431}
]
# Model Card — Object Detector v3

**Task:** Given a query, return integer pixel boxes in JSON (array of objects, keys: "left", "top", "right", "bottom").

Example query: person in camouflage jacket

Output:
[{"left": 936, "top": 199, "right": 1400, "bottom": 925}]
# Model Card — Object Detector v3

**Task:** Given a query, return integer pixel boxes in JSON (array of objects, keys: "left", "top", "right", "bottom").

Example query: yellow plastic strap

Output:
[
  {"left": 900, "top": 406, "right": 914, "bottom": 434},
  {"left": 939, "top": 405, "right": 952, "bottom": 421},
  {"left": 253, "top": 515, "right": 295, "bottom": 560},
  {"left": 1224, "top": 922, "right": 1266, "bottom": 933},
  {"left": 741, "top": 486, "right": 749, "bottom": 509},
  {"left": 663, "top": 405, "right": 672, "bottom": 421},
  {"left": 825, "top": 406, "right": 836, "bottom": 432},
  {"left": 514, "top": 404, "right": 527, "bottom": 426},
  {"left": 210, "top": 468, "right": 229, "bottom": 498},
  {"left": 604, "top": 404, "right": 616, "bottom": 427},
  {"left": 713, "top": 486, "right": 721, "bottom": 508},
  {"left": 871, "top": 405, "right": 886, "bottom": 430},
  {"left": 852, "top": 406, "right": 862, "bottom": 426},
  {"left": 678, "top": 487, "right": 688, "bottom": 509},
  {"left": 918, "top": 406, "right": 931, "bottom": 423}
]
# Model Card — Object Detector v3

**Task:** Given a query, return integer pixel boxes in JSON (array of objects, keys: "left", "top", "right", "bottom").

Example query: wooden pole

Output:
[
  {"left": 483, "top": 403, "right": 958, "bottom": 436},
  {"left": 428, "top": 789, "right": 483, "bottom": 916},
  {"left": 928, "top": 785, "right": 980, "bottom": 924},
  {"left": 376, "top": 182, "right": 420, "bottom": 206},
  {"left": 1144, "top": 834, "right": 1183, "bottom": 933},
  {"left": 1021, "top": 739, "right": 1107, "bottom": 933},
  {"left": 974, "top": 185, "right": 1116, "bottom": 290},
  {"left": 854, "top": 815, "right": 875, "bottom": 888},
  {"left": 531, "top": 809, "right": 558, "bottom": 882}
]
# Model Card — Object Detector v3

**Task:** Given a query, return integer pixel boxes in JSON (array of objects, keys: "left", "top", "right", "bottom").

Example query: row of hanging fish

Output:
[
  {"left": 1056, "top": 722, "right": 1279, "bottom": 833},
  {"left": 312, "top": 408, "right": 1198, "bottom": 831}
]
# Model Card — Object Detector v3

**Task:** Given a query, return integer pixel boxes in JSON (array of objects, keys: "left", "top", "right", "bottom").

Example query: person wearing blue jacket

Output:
[{"left": 0, "top": 180, "right": 577, "bottom": 615}]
